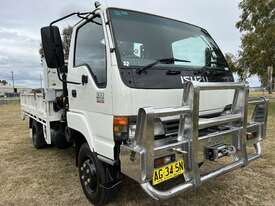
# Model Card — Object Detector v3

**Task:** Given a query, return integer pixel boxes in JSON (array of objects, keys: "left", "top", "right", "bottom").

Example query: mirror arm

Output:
[
  {"left": 50, "top": 12, "right": 78, "bottom": 26},
  {"left": 50, "top": 10, "right": 97, "bottom": 26},
  {"left": 56, "top": 67, "right": 81, "bottom": 85}
]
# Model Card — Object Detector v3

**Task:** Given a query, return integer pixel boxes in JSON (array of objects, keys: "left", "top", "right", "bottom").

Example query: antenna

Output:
[
  {"left": 94, "top": 0, "right": 108, "bottom": 8},
  {"left": 94, "top": 1, "right": 101, "bottom": 8}
]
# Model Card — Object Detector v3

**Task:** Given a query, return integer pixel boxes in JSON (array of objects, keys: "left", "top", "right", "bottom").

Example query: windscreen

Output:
[{"left": 109, "top": 9, "right": 227, "bottom": 70}]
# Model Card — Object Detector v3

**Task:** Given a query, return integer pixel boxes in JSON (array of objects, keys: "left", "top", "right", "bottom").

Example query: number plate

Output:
[{"left": 152, "top": 160, "right": 184, "bottom": 185}]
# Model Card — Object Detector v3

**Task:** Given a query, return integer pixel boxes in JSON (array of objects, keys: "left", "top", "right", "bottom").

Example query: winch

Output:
[{"left": 204, "top": 144, "right": 236, "bottom": 161}]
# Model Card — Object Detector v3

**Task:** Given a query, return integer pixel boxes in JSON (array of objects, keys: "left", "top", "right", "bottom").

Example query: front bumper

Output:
[{"left": 120, "top": 82, "right": 269, "bottom": 200}]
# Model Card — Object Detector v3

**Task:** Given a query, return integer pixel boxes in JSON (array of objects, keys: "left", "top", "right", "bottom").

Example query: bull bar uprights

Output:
[{"left": 120, "top": 82, "right": 269, "bottom": 200}]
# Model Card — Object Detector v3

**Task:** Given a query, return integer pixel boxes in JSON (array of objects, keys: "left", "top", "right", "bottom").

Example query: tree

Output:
[
  {"left": 0, "top": 80, "right": 8, "bottom": 86},
  {"left": 39, "top": 26, "right": 73, "bottom": 61},
  {"left": 62, "top": 26, "right": 73, "bottom": 60},
  {"left": 236, "top": 0, "right": 275, "bottom": 88},
  {"left": 225, "top": 53, "right": 241, "bottom": 78},
  {"left": 225, "top": 53, "right": 249, "bottom": 81}
]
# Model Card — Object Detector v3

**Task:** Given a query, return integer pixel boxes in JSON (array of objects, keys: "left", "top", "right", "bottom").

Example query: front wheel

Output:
[{"left": 78, "top": 143, "right": 121, "bottom": 205}]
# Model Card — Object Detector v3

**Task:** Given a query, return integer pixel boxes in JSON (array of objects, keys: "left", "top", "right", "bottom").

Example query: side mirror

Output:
[{"left": 41, "top": 26, "right": 64, "bottom": 69}]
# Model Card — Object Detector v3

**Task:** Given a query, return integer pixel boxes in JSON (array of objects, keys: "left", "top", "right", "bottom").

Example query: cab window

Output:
[{"left": 74, "top": 16, "right": 107, "bottom": 88}]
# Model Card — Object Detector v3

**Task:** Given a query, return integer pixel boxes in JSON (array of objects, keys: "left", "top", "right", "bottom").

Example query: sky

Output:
[{"left": 0, "top": 0, "right": 261, "bottom": 88}]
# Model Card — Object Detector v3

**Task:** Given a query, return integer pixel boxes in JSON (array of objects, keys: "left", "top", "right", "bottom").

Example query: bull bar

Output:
[{"left": 120, "top": 82, "right": 269, "bottom": 200}]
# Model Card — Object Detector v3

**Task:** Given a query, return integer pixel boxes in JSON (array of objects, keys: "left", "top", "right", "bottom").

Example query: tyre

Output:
[
  {"left": 32, "top": 120, "right": 47, "bottom": 149},
  {"left": 78, "top": 143, "right": 120, "bottom": 205}
]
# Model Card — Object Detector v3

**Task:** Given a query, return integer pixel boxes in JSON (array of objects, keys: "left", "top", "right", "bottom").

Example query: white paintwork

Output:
[
  {"left": 111, "top": 64, "right": 234, "bottom": 116},
  {"left": 21, "top": 6, "right": 235, "bottom": 161},
  {"left": 43, "top": 58, "right": 63, "bottom": 90},
  {"left": 66, "top": 9, "right": 115, "bottom": 159},
  {"left": 21, "top": 92, "right": 63, "bottom": 144},
  {"left": 65, "top": 8, "right": 235, "bottom": 160},
  {"left": 21, "top": 59, "right": 63, "bottom": 144}
]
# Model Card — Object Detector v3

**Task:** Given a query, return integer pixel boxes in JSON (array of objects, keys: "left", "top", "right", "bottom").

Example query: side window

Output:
[{"left": 75, "top": 16, "right": 107, "bottom": 88}]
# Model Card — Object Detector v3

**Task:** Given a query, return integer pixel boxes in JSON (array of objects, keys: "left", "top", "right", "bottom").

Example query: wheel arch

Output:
[
  {"left": 70, "top": 128, "right": 88, "bottom": 166},
  {"left": 67, "top": 112, "right": 95, "bottom": 150},
  {"left": 67, "top": 112, "right": 96, "bottom": 166}
]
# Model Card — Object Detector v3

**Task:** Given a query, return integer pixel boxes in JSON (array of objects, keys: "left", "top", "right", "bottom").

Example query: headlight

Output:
[
  {"left": 154, "top": 120, "right": 165, "bottom": 137},
  {"left": 128, "top": 119, "right": 165, "bottom": 141},
  {"left": 221, "top": 104, "right": 232, "bottom": 116}
]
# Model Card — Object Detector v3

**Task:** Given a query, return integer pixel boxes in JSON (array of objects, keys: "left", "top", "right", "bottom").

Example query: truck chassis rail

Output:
[{"left": 120, "top": 82, "right": 269, "bottom": 200}]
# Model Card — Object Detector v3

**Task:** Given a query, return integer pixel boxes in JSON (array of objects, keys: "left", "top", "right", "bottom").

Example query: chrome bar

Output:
[
  {"left": 141, "top": 180, "right": 193, "bottom": 200},
  {"left": 154, "top": 140, "right": 187, "bottom": 152},
  {"left": 151, "top": 106, "right": 191, "bottom": 118},
  {"left": 189, "top": 83, "right": 201, "bottom": 186},
  {"left": 120, "top": 81, "right": 268, "bottom": 200},
  {"left": 199, "top": 127, "right": 241, "bottom": 141},
  {"left": 135, "top": 107, "right": 155, "bottom": 182},
  {"left": 241, "top": 85, "right": 249, "bottom": 166},
  {"left": 248, "top": 142, "right": 262, "bottom": 162},
  {"left": 192, "top": 82, "right": 245, "bottom": 91},
  {"left": 141, "top": 142, "right": 262, "bottom": 200},
  {"left": 199, "top": 114, "right": 242, "bottom": 129},
  {"left": 201, "top": 160, "right": 244, "bottom": 181},
  {"left": 248, "top": 96, "right": 269, "bottom": 104},
  {"left": 141, "top": 160, "right": 244, "bottom": 200}
]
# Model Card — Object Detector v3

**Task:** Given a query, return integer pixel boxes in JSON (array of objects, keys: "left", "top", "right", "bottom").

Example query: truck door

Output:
[{"left": 67, "top": 14, "right": 114, "bottom": 159}]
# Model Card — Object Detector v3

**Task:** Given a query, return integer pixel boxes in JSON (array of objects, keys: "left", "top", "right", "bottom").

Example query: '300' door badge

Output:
[{"left": 96, "top": 92, "right": 104, "bottom": 104}]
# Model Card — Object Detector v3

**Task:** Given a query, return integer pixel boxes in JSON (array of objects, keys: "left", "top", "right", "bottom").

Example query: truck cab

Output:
[
  {"left": 21, "top": 4, "right": 269, "bottom": 205},
  {"left": 67, "top": 7, "right": 235, "bottom": 160}
]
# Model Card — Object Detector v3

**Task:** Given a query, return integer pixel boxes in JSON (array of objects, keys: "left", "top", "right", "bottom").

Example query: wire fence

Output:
[{"left": 0, "top": 96, "right": 20, "bottom": 105}]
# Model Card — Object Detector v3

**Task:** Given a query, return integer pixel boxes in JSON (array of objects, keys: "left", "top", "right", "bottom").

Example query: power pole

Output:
[
  {"left": 11, "top": 71, "right": 15, "bottom": 92},
  {"left": 40, "top": 74, "right": 43, "bottom": 89}
]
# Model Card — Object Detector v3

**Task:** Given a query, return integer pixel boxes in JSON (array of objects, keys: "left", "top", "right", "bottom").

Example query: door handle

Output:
[
  {"left": 72, "top": 90, "right": 77, "bottom": 98},
  {"left": 82, "top": 75, "right": 88, "bottom": 85}
]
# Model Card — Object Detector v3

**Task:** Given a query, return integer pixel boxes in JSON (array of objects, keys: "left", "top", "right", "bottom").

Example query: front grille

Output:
[
  {"left": 163, "top": 119, "right": 179, "bottom": 137},
  {"left": 253, "top": 104, "right": 266, "bottom": 122},
  {"left": 162, "top": 119, "right": 231, "bottom": 138}
]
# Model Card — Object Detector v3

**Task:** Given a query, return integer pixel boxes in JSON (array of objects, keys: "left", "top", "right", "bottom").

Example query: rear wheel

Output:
[
  {"left": 32, "top": 120, "right": 47, "bottom": 149},
  {"left": 78, "top": 143, "right": 121, "bottom": 205}
]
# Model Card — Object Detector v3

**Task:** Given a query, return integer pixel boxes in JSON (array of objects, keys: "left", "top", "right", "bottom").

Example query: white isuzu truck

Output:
[{"left": 21, "top": 3, "right": 269, "bottom": 205}]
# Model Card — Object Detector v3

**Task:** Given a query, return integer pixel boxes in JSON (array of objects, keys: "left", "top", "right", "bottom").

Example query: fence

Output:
[{"left": 0, "top": 96, "right": 20, "bottom": 105}]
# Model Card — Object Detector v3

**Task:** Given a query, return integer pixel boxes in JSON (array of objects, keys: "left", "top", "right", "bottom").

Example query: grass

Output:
[
  {"left": 249, "top": 91, "right": 275, "bottom": 99},
  {"left": 0, "top": 101, "right": 275, "bottom": 206}
]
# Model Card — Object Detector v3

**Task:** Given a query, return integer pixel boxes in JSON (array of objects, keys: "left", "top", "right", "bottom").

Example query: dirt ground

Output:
[{"left": 0, "top": 101, "right": 275, "bottom": 206}]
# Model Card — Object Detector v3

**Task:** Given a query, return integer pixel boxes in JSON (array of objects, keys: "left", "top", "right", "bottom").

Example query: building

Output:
[{"left": 0, "top": 85, "right": 32, "bottom": 97}]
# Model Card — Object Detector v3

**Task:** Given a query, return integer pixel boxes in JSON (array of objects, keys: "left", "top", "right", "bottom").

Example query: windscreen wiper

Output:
[
  {"left": 137, "top": 57, "right": 191, "bottom": 74},
  {"left": 197, "top": 66, "right": 228, "bottom": 77}
]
